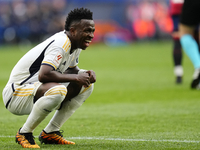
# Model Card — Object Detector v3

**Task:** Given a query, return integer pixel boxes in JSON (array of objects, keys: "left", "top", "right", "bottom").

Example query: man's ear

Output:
[{"left": 69, "top": 27, "right": 76, "bottom": 37}]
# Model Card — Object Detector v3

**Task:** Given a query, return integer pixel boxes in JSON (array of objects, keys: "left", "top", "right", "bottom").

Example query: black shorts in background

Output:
[{"left": 180, "top": 0, "right": 200, "bottom": 26}]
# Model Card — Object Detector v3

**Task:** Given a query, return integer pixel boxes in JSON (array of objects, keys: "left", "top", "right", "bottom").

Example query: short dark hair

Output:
[{"left": 65, "top": 8, "right": 93, "bottom": 31}]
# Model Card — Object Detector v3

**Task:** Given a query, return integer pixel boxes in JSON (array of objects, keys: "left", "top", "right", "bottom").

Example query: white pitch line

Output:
[
  {"left": 0, "top": 135, "right": 199, "bottom": 143},
  {"left": 69, "top": 137, "right": 200, "bottom": 143}
]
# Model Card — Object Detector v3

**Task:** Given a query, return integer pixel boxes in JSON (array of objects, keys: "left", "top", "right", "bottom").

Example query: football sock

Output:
[
  {"left": 180, "top": 34, "right": 200, "bottom": 69},
  {"left": 174, "top": 65, "right": 183, "bottom": 77},
  {"left": 44, "top": 84, "right": 94, "bottom": 133},
  {"left": 20, "top": 85, "right": 67, "bottom": 133}
]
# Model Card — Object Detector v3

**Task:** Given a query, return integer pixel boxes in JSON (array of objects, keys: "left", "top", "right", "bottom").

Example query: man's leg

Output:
[
  {"left": 172, "top": 37, "right": 183, "bottom": 83},
  {"left": 38, "top": 83, "right": 94, "bottom": 145},
  {"left": 179, "top": 24, "right": 200, "bottom": 88},
  {"left": 16, "top": 83, "right": 67, "bottom": 148},
  {"left": 171, "top": 15, "right": 183, "bottom": 84}
]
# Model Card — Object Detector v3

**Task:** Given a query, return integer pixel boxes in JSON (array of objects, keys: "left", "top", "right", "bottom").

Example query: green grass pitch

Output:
[{"left": 0, "top": 41, "right": 200, "bottom": 149}]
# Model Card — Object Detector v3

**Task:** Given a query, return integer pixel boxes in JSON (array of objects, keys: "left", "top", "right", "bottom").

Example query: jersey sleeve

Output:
[
  {"left": 42, "top": 45, "right": 64, "bottom": 70},
  {"left": 170, "top": 0, "right": 184, "bottom": 15}
]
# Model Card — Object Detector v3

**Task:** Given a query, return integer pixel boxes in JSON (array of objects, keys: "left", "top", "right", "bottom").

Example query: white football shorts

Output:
[{"left": 2, "top": 82, "right": 42, "bottom": 115}]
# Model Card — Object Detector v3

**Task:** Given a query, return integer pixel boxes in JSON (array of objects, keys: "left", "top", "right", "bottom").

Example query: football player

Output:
[
  {"left": 169, "top": 0, "right": 184, "bottom": 84},
  {"left": 2, "top": 8, "right": 96, "bottom": 148},
  {"left": 179, "top": 0, "right": 200, "bottom": 88}
]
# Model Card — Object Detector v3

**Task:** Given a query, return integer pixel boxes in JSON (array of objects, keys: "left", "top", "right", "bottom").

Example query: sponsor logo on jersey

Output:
[{"left": 54, "top": 52, "right": 63, "bottom": 66}]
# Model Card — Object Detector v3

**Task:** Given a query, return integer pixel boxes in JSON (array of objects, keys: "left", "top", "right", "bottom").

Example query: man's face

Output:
[{"left": 73, "top": 19, "right": 95, "bottom": 50}]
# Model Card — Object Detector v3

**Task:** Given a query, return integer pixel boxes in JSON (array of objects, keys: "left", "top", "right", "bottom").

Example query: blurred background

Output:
[{"left": 0, "top": 0, "right": 171, "bottom": 46}]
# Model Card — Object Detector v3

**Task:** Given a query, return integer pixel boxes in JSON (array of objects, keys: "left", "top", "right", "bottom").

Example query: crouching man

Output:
[{"left": 2, "top": 8, "right": 96, "bottom": 148}]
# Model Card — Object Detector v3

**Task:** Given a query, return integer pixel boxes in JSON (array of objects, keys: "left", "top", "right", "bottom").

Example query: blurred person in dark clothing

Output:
[
  {"left": 169, "top": 0, "right": 184, "bottom": 84},
  {"left": 179, "top": 0, "right": 200, "bottom": 89}
]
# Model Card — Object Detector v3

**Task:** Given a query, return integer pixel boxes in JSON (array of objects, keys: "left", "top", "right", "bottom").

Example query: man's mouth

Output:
[
  {"left": 84, "top": 40, "right": 92, "bottom": 47},
  {"left": 85, "top": 40, "right": 92, "bottom": 43}
]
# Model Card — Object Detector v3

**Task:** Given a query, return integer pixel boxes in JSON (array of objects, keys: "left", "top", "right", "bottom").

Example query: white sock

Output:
[
  {"left": 20, "top": 85, "right": 67, "bottom": 133},
  {"left": 174, "top": 65, "right": 183, "bottom": 77},
  {"left": 44, "top": 84, "right": 94, "bottom": 133}
]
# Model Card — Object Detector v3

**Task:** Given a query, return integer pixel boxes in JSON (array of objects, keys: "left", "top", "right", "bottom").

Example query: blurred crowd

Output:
[
  {"left": 0, "top": 0, "right": 67, "bottom": 44},
  {"left": 126, "top": 1, "right": 172, "bottom": 40},
  {"left": 0, "top": 0, "right": 171, "bottom": 45}
]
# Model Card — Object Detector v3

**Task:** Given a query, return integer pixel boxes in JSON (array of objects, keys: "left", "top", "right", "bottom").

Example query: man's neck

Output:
[{"left": 65, "top": 31, "right": 76, "bottom": 54}]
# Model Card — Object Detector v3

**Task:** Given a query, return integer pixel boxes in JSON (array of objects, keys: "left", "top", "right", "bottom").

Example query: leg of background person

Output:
[
  {"left": 179, "top": 24, "right": 200, "bottom": 88},
  {"left": 172, "top": 37, "right": 183, "bottom": 84},
  {"left": 171, "top": 15, "right": 183, "bottom": 84},
  {"left": 194, "top": 27, "right": 200, "bottom": 52}
]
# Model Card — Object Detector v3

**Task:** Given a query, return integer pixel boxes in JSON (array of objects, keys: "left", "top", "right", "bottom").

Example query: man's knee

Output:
[
  {"left": 44, "top": 85, "right": 67, "bottom": 101},
  {"left": 179, "top": 24, "right": 195, "bottom": 36},
  {"left": 41, "top": 85, "right": 67, "bottom": 110},
  {"left": 80, "top": 83, "right": 94, "bottom": 95},
  {"left": 35, "top": 83, "right": 67, "bottom": 102},
  {"left": 76, "top": 83, "right": 94, "bottom": 103}
]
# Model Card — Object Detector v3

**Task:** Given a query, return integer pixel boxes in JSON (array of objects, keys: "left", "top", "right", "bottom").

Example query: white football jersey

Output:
[{"left": 6, "top": 31, "right": 81, "bottom": 86}]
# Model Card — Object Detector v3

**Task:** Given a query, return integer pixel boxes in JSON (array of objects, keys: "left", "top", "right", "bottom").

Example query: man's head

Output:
[{"left": 65, "top": 8, "right": 95, "bottom": 50}]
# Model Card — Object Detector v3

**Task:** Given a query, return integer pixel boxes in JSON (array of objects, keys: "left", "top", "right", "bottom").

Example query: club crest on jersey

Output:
[{"left": 54, "top": 52, "right": 63, "bottom": 65}]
